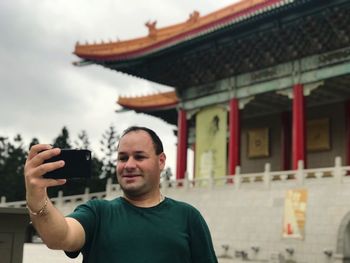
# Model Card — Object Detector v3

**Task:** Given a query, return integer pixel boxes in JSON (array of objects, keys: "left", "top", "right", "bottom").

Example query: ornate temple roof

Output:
[
  {"left": 74, "top": 0, "right": 350, "bottom": 123},
  {"left": 74, "top": 0, "right": 334, "bottom": 88},
  {"left": 116, "top": 91, "right": 179, "bottom": 125},
  {"left": 74, "top": 0, "right": 291, "bottom": 62},
  {"left": 117, "top": 91, "right": 178, "bottom": 110}
]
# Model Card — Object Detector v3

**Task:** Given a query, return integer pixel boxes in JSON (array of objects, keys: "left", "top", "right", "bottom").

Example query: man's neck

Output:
[{"left": 123, "top": 191, "right": 164, "bottom": 208}]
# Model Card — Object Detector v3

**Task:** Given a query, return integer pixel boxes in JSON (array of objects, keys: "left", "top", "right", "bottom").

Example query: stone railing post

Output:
[
  {"left": 83, "top": 187, "right": 90, "bottom": 202},
  {"left": 234, "top": 166, "right": 241, "bottom": 190},
  {"left": 105, "top": 177, "right": 112, "bottom": 197},
  {"left": 184, "top": 171, "right": 190, "bottom": 190},
  {"left": 0, "top": 196, "right": 6, "bottom": 207},
  {"left": 209, "top": 171, "right": 215, "bottom": 190},
  {"left": 296, "top": 160, "right": 304, "bottom": 185},
  {"left": 334, "top": 156, "right": 343, "bottom": 183},
  {"left": 264, "top": 163, "right": 271, "bottom": 189},
  {"left": 56, "top": 190, "right": 64, "bottom": 209},
  {"left": 160, "top": 177, "right": 169, "bottom": 195},
  {"left": 333, "top": 253, "right": 344, "bottom": 263}
]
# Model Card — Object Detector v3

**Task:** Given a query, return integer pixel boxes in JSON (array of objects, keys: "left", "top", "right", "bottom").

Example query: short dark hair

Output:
[{"left": 120, "top": 126, "right": 164, "bottom": 155}]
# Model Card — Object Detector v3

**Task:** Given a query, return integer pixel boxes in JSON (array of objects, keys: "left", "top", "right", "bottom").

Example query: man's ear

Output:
[{"left": 159, "top": 152, "right": 166, "bottom": 170}]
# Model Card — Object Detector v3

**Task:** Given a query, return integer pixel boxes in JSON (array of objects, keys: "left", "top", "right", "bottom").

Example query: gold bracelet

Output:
[{"left": 26, "top": 198, "right": 49, "bottom": 216}]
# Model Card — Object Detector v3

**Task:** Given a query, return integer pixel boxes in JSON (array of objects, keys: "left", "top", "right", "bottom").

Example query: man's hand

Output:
[{"left": 24, "top": 144, "right": 66, "bottom": 210}]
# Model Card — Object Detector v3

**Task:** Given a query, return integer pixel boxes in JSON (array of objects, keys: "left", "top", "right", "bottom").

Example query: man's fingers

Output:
[
  {"left": 46, "top": 179, "right": 67, "bottom": 187},
  {"left": 26, "top": 161, "right": 66, "bottom": 188},
  {"left": 28, "top": 148, "right": 62, "bottom": 169},
  {"left": 27, "top": 144, "right": 53, "bottom": 160},
  {"left": 25, "top": 144, "right": 66, "bottom": 197},
  {"left": 27, "top": 176, "right": 67, "bottom": 188},
  {"left": 31, "top": 160, "right": 65, "bottom": 178}
]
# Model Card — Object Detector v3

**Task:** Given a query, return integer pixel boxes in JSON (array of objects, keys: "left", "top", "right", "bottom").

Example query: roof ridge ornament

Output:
[
  {"left": 145, "top": 20, "right": 157, "bottom": 40},
  {"left": 187, "top": 10, "right": 200, "bottom": 24}
]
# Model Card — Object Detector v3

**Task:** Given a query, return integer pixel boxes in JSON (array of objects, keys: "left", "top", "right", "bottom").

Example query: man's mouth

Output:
[
  {"left": 121, "top": 174, "right": 141, "bottom": 183},
  {"left": 122, "top": 174, "right": 141, "bottom": 178}
]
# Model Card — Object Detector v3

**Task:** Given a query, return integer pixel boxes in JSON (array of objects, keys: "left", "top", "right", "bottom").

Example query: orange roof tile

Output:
[
  {"left": 117, "top": 91, "right": 178, "bottom": 110},
  {"left": 74, "top": 0, "right": 287, "bottom": 61}
]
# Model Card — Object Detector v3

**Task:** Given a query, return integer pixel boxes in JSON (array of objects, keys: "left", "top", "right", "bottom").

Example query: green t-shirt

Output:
[{"left": 66, "top": 197, "right": 218, "bottom": 263}]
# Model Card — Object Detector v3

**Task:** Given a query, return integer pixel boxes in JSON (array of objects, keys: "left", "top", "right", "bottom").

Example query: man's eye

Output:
[
  {"left": 134, "top": 155, "right": 146, "bottom": 160},
  {"left": 118, "top": 156, "right": 128, "bottom": 162}
]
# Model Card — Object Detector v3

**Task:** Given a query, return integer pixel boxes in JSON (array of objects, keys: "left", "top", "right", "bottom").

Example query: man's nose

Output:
[{"left": 125, "top": 157, "right": 136, "bottom": 169}]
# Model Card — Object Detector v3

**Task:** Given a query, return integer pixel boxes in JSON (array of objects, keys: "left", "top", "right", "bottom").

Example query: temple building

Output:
[
  {"left": 72, "top": 0, "right": 350, "bottom": 261},
  {"left": 74, "top": 0, "right": 350, "bottom": 182}
]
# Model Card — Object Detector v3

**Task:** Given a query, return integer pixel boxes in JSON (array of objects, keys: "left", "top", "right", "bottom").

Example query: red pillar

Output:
[
  {"left": 176, "top": 109, "right": 188, "bottom": 180},
  {"left": 346, "top": 100, "right": 350, "bottom": 166},
  {"left": 292, "top": 84, "right": 306, "bottom": 169},
  {"left": 228, "top": 98, "right": 240, "bottom": 175},
  {"left": 281, "top": 111, "right": 291, "bottom": 170}
]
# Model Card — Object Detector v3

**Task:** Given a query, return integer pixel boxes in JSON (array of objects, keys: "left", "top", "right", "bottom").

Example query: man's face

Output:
[{"left": 116, "top": 130, "right": 166, "bottom": 197}]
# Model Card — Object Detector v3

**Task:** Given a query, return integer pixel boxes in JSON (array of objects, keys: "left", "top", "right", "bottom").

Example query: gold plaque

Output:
[
  {"left": 307, "top": 118, "right": 330, "bottom": 152},
  {"left": 247, "top": 127, "right": 269, "bottom": 158}
]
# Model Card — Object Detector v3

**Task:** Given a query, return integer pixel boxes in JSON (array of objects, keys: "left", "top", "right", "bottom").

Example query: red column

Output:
[
  {"left": 346, "top": 100, "right": 350, "bottom": 166},
  {"left": 228, "top": 98, "right": 240, "bottom": 175},
  {"left": 176, "top": 109, "right": 188, "bottom": 180},
  {"left": 292, "top": 84, "right": 306, "bottom": 169},
  {"left": 281, "top": 111, "right": 291, "bottom": 170}
]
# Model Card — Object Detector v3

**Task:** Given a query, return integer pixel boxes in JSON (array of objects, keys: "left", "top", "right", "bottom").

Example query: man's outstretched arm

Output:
[{"left": 24, "top": 144, "right": 85, "bottom": 251}]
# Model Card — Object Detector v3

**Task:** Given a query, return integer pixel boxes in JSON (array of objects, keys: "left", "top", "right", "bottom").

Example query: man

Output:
[{"left": 24, "top": 126, "right": 218, "bottom": 263}]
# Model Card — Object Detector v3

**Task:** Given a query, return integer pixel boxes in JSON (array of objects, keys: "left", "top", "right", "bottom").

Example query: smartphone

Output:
[{"left": 43, "top": 149, "right": 92, "bottom": 179}]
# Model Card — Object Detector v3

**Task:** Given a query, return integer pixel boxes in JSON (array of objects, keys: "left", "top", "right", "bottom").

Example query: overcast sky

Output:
[{"left": 0, "top": 0, "right": 238, "bottom": 174}]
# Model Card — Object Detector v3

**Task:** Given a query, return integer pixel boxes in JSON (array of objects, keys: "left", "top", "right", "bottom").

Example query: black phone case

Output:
[{"left": 43, "top": 149, "right": 92, "bottom": 179}]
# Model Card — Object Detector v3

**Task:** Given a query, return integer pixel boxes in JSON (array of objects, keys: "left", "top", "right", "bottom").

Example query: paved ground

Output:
[
  {"left": 23, "top": 243, "right": 236, "bottom": 263},
  {"left": 23, "top": 243, "right": 82, "bottom": 263}
]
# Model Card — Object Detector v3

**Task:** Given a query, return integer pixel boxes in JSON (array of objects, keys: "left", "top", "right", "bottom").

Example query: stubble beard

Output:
[{"left": 119, "top": 176, "right": 149, "bottom": 198}]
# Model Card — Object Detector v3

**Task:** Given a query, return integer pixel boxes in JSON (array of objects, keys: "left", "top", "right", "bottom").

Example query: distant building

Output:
[{"left": 74, "top": 0, "right": 350, "bottom": 180}]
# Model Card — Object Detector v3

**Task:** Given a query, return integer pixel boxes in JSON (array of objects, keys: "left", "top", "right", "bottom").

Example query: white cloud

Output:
[{"left": 0, "top": 0, "right": 238, "bottom": 175}]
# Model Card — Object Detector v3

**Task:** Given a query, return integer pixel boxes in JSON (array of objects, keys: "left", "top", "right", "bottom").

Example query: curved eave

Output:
[
  {"left": 75, "top": 0, "right": 294, "bottom": 62},
  {"left": 117, "top": 104, "right": 178, "bottom": 125},
  {"left": 118, "top": 101, "right": 178, "bottom": 111},
  {"left": 117, "top": 91, "right": 179, "bottom": 111}
]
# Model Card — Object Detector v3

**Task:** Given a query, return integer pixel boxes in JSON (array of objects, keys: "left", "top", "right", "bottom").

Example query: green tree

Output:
[
  {"left": 53, "top": 126, "right": 71, "bottom": 149},
  {"left": 29, "top": 137, "right": 40, "bottom": 149},
  {"left": 0, "top": 135, "right": 27, "bottom": 201},
  {"left": 74, "top": 130, "right": 90, "bottom": 149},
  {"left": 73, "top": 130, "right": 103, "bottom": 179},
  {"left": 0, "top": 137, "right": 9, "bottom": 169},
  {"left": 0, "top": 137, "right": 11, "bottom": 199},
  {"left": 100, "top": 125, "right": 119, "bottom": 181},
  {"left": 0, "top": 126, "right": 116, "bottom": 201},
  {"left": 92, "top": 155, "right": 103, "bottom": 178}
]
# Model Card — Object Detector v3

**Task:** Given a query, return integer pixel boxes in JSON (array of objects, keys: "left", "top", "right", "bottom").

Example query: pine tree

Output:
[
  {"left": 0, "top": 137, "right": 10, "bottom": 200},
  {"left": 53, "top": 126, "right": 71, "bottom": 149},
  {"left": 29, "top": 137, "right": 40, "bottom": 149},
  {"left": 73, "top": 130, "right": 103, "bottom": 179},
  {"left": 100, "top": 125, "right": 119, "bottom": 180},
  {"left": 0, "top": 137, "right": 9, "bottom": 169},
  {"left": 74, "top": 130, "right": 90, "bottom": 149},
  {"left": 0, "top": 135, "right": 27, "bottom": 201}
]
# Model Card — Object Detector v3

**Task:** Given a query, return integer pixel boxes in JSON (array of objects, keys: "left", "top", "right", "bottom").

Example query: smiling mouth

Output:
[
  {"left": 122, "top": 174, "right": 141, "bottom": 177},
  {"left": 122, "top": 174, "right": 141, "bottom": 178},
  {"left": 122, "top": 174, "right": 141, "bottom": 183}
]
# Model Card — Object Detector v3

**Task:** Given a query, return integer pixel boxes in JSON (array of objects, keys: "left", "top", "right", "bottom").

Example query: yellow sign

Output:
[
  {"left": 283, "top": 189, "right": 308, "bottom": 239},
  {"left": 195, "top": 105, "right": 227, "bottom": 183}
]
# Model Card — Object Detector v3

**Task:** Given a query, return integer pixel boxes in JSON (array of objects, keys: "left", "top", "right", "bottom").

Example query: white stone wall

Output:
[
  {"left": 158, "top": 181, "right": 350, "bottom": 263},
  {"left": 4, "top": 162, "right": 350, "bottom": 263}
]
